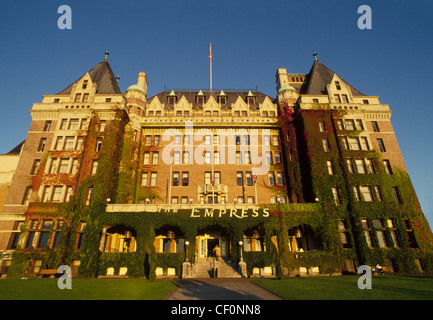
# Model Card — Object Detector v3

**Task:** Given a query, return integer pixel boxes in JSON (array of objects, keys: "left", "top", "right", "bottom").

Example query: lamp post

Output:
[
  {"left": 185, "top": 240, "right": 190, "bottom": 262},
  {"left": 239, "top": 240, "right": 244, "bottom": 262}
]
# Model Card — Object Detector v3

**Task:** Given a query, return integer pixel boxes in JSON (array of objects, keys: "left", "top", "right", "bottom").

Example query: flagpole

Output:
[{"left": 209, "top": 43, "right": 212, "bottom": 91}]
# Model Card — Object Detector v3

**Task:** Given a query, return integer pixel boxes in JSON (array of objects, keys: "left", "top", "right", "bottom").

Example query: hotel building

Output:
[{"left": 0, "top": 54, "right": 432, "bottom": 279}]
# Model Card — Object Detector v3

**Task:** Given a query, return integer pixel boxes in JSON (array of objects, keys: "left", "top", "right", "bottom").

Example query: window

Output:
[
  {"left": 37, "top": 138, "right": 47, "bottom": 152},
  {"left": 366, "top": 158, "right": 376, "bottom": 174},
  {"left": 337, "top": 119, "right": 344, "bottom": 130},
  {"left": 272, "top": 135, "right": 279, "bottom": 146},
  {"left": 204, "top": 135, "right": 211, "bottom": 145},
  {"left": 172, "top": 172, "right": 179, "bottom": 186},
  {"left": 182, "top": 172, "right": 189, "bottom": 186},
  {"left": 143, "top": 152, "right": 150, "bottom": 164},
  {"left": 334, "top": 94, "right": 341, "bottom": 103},
  {"left": 69, "top": 119, "right": 79, "bottom": 130},
  {"left": 204, "top": 151, "right": 211, "bottom": 164},
  {"left": 71, "top": 159, "right": 78, "bottom": 174},
  {"left": 51, "top": 186, "right": 63, "bottom": 202},
  {"left": 55, "top": 137, "right": 63, "bottom": 150},
  {"left": 345, "top": 119, "right": 355, "bottom": 130},
  {"left": 150, "top": 172, "right": 157, "bottom": 186},
  {"left": 392, "top": 186, "right": 403, "bottom": 204},
  {"left": 183, "top": 151, "right": 190, "bottom": 164},
  {"left": 38, "top": 220, "right": 53, "bottom": 249},
  {"left": 360, "top": 185, "right": 373, "bottom": 202},
  {"left": 205, "top": 172, "right": 211, "bottom": 185},
  {"left": 268, "top": 172, "right": 275, "bottom": 186},
  {"left": 377, "top": 138, "right": 386, "bottom": 152},
  {"left": 360, "top": 137, "right": 370, "bottom": 150},
  {"left": 353, "top": 185, "right": 361, "bottom": 201},
  {"left": 341, "top": 137, "right": 349, "bottom": 150},
  {"left": 152, "top": 152, "right": 159, "bottom": 165},
  {"left": 214, "top": 151, "right": 220, "bottom": 164},
  {"left": 338, "top": 220, "right": 351, "bottom": 248},
  {"left": 91, "top": 160, "right": 98, "bottom": 175},
  {"left": 80, "top": 119, "right": 88, "bottom": 130},
  {"left": 82, "top": 80, "right": 88, "bottom": 89},
  {"left": 52, "top": 220, "right": 64, "bottom": 248},
  {"left": 327, "top": 160, "right": 334, "bottom": 175},
  {"left": 263, "top": 135, "right": 271, "bottom": 146},
  {"left": 318, "top": 121, "right": 326, "bottom": 132},
  {"left": 374, "top": 185, "right": 383, "bottom": 202},
  {"left": 277, "top": 171, "right": 284, "bottom": 186},
  {"left": 355, "top": 159, "right": 366, "bottom": 174},
  {"left": 154, "top": 135, "right": 160, "bottom": 146},
  {"left": 43, "top": 121, "right": 52, "bottom": 132},
  {"left": 341, "top": 94, "right": 349, "bottom": 103},
  {"left": 59, "top": 158, "right": 69, "bottom": 174},
  {"left": 266, "top": 151, "right": 272, "bottom": 164},
  {"left": 145, "top": 135, "right": 152, "bottom": 145},
  {"left": 85, "top": 188, "right": 93, "bottom": 205},
  {"left": 244, "top": 151, "right": 251, "bottom": 164},
  {"left": 141, "top": 173, "right": 148, "bottom": 186},
  {"left": 274, "top": 152, "right": 282, "bottom": 164},
  {"left": 214, "top": 171, "right": 221, "bottom": 184},
  {"left": 64, "top": 136, "right": 75, "bottom": 150},
  {"left": 332, "top": 186, "right": 341, "bottom": 205},
  {"left": 174, "top": 135, "right": 181, "bottom": 145},
  {"left": 356, "top": 119, "right": 364, "bottom": 130},
  {"left": 348, "top": 137, "right": 361, "bottom": 150},
  {"left": 322, "top": 138, "right": 330, "bottom": 152},
  {"left": 76, "top": 137, "right": 84, "bottom": 150},
  {"left": 83, "top": 93, "right": 89, "bottom": 101},
  {"left": 383, "top": 160, "right": 393, "bottom": 175},
  {"left": 361, "top": 219, "right": 374, "bottom": 248},
  {"left": 60, "top": 119, "right": 68, "bottom": 130},
  {"left": 373, "top": 219, "right": 388, "bottom": 248},
  {"left": 30, "top": 159, "right": 41, "bottom": 175},
  {"left": 402, "top": 219, "right": 418, "bottom": 248},
  {"left": 236, "top": 172, "right": 243, "bottom": 186},
  {"left": 95, "top": 138, "right": 103, "bottom": 151},
  {"left": 363, "top": 99, "right": 369, "bottom": 104},
  {"left": 236, "top": 152, "right": 242, "bottom": 164},
  {"left": 371, "top": 121, "right": 380, "bottom": 132},
  {"left": 42, "top": 186, "right": 51, "bottom": 202},
  {"left": 65, "top": 186, "right": 73, "bottom": 202},
  {"left": 346, "top": 158, "right": 355, "bottom": 173},
  {"left": 75, "top": 93, "right": 81, "bottom": 102},
  {"left": 76, "top": 222, "right": 86, "bottom": 249},
  {"left": 22, "top": 187, "right": 32, "bottom": 205},
  {"left": 246, "top": 171, "right": 253, "bottom": 186}
]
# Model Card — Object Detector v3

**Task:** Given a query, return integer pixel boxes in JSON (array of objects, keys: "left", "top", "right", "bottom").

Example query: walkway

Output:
[{"left": 164, "top": 278, "right": 282, "bottom": 300}]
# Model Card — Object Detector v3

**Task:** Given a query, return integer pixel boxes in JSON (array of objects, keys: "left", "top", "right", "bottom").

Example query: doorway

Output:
[{"left": 207, "top": 238, "right": 220, "bottom": 258}]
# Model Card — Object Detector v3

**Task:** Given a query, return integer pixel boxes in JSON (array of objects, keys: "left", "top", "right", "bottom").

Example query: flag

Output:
[{"left": 209, "top": 43, "right": 212, "bottom": 62}]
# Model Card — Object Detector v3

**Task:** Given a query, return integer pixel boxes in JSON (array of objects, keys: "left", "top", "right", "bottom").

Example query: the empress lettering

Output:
[{"left": 190, "top": 207, "right": 269, "bottom": 219}]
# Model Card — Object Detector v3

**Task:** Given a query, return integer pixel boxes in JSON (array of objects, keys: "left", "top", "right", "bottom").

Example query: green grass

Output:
[
  {"left": 253, "top": 276, "right": 433, "bottom": 300},
  {"left": 0, "top": 278, "right": 179, "bottom": 300}
]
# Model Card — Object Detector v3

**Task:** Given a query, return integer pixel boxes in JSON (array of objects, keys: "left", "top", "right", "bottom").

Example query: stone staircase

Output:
[{"left": 192, "top": 257, "right": 243, "bottom": 279}]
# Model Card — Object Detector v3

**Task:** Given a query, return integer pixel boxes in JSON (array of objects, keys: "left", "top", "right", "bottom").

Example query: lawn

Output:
[
  {"left": 253, "top": 276, "right": 433, "bottom": 300},
  {"left": 0, "top": 278, "right": 179, "bottom": 300}
]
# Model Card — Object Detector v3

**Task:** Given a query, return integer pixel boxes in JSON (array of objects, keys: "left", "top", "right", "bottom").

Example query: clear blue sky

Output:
[{"left": 1, "top": 0, "right": 432, "bottom": 226}]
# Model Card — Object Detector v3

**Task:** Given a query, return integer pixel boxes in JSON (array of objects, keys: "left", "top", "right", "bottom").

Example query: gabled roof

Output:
[
  {"left": 300, "top": 60, "right": 365, "bottom": 96},
  {"left": 57, "top": 59, "right": 121, "bottom": 95}
]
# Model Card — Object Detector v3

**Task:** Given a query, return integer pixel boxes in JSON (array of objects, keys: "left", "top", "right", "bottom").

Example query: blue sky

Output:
[{"left": 0, "top": 0, "right": 432, "bottom": 226}]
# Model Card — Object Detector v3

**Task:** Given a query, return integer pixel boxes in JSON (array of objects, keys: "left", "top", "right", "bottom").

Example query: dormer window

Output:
[
  {"left": 196, "top": 96, "right": 205, "bottom": 104},
  {"left": 219, "top": 96, "right": 227, "bottom": 105},
  {"left": 247, "top": 96, "right": 255, "bottom": 105},
  {"left": 167, "top": 96, "right": 176, "bottom": 105},
  {"left": 335, "top": 81, "right": 341, "bottom": 90},
  {"left": 82, "top": 80, "right": 88, "bottom": 89},
  {"left": 75, "top": 93, "right": 81, "bottom": 102}
]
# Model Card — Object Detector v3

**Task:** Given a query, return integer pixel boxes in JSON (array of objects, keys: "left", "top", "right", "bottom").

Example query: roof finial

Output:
[
  {"left": 313, "top": 50, "right": 318, "bottom": 61},
  {"left": 116, "top": 74, "right": 120, "bottom": 82},
  {"left": 104, "top": 49, "right": 109, "bottom": 61}
]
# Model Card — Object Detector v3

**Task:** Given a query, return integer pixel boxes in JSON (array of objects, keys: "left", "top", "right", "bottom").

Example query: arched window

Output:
[{"left": 103, "top": 226, "right": 137, "bottom": 253}]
